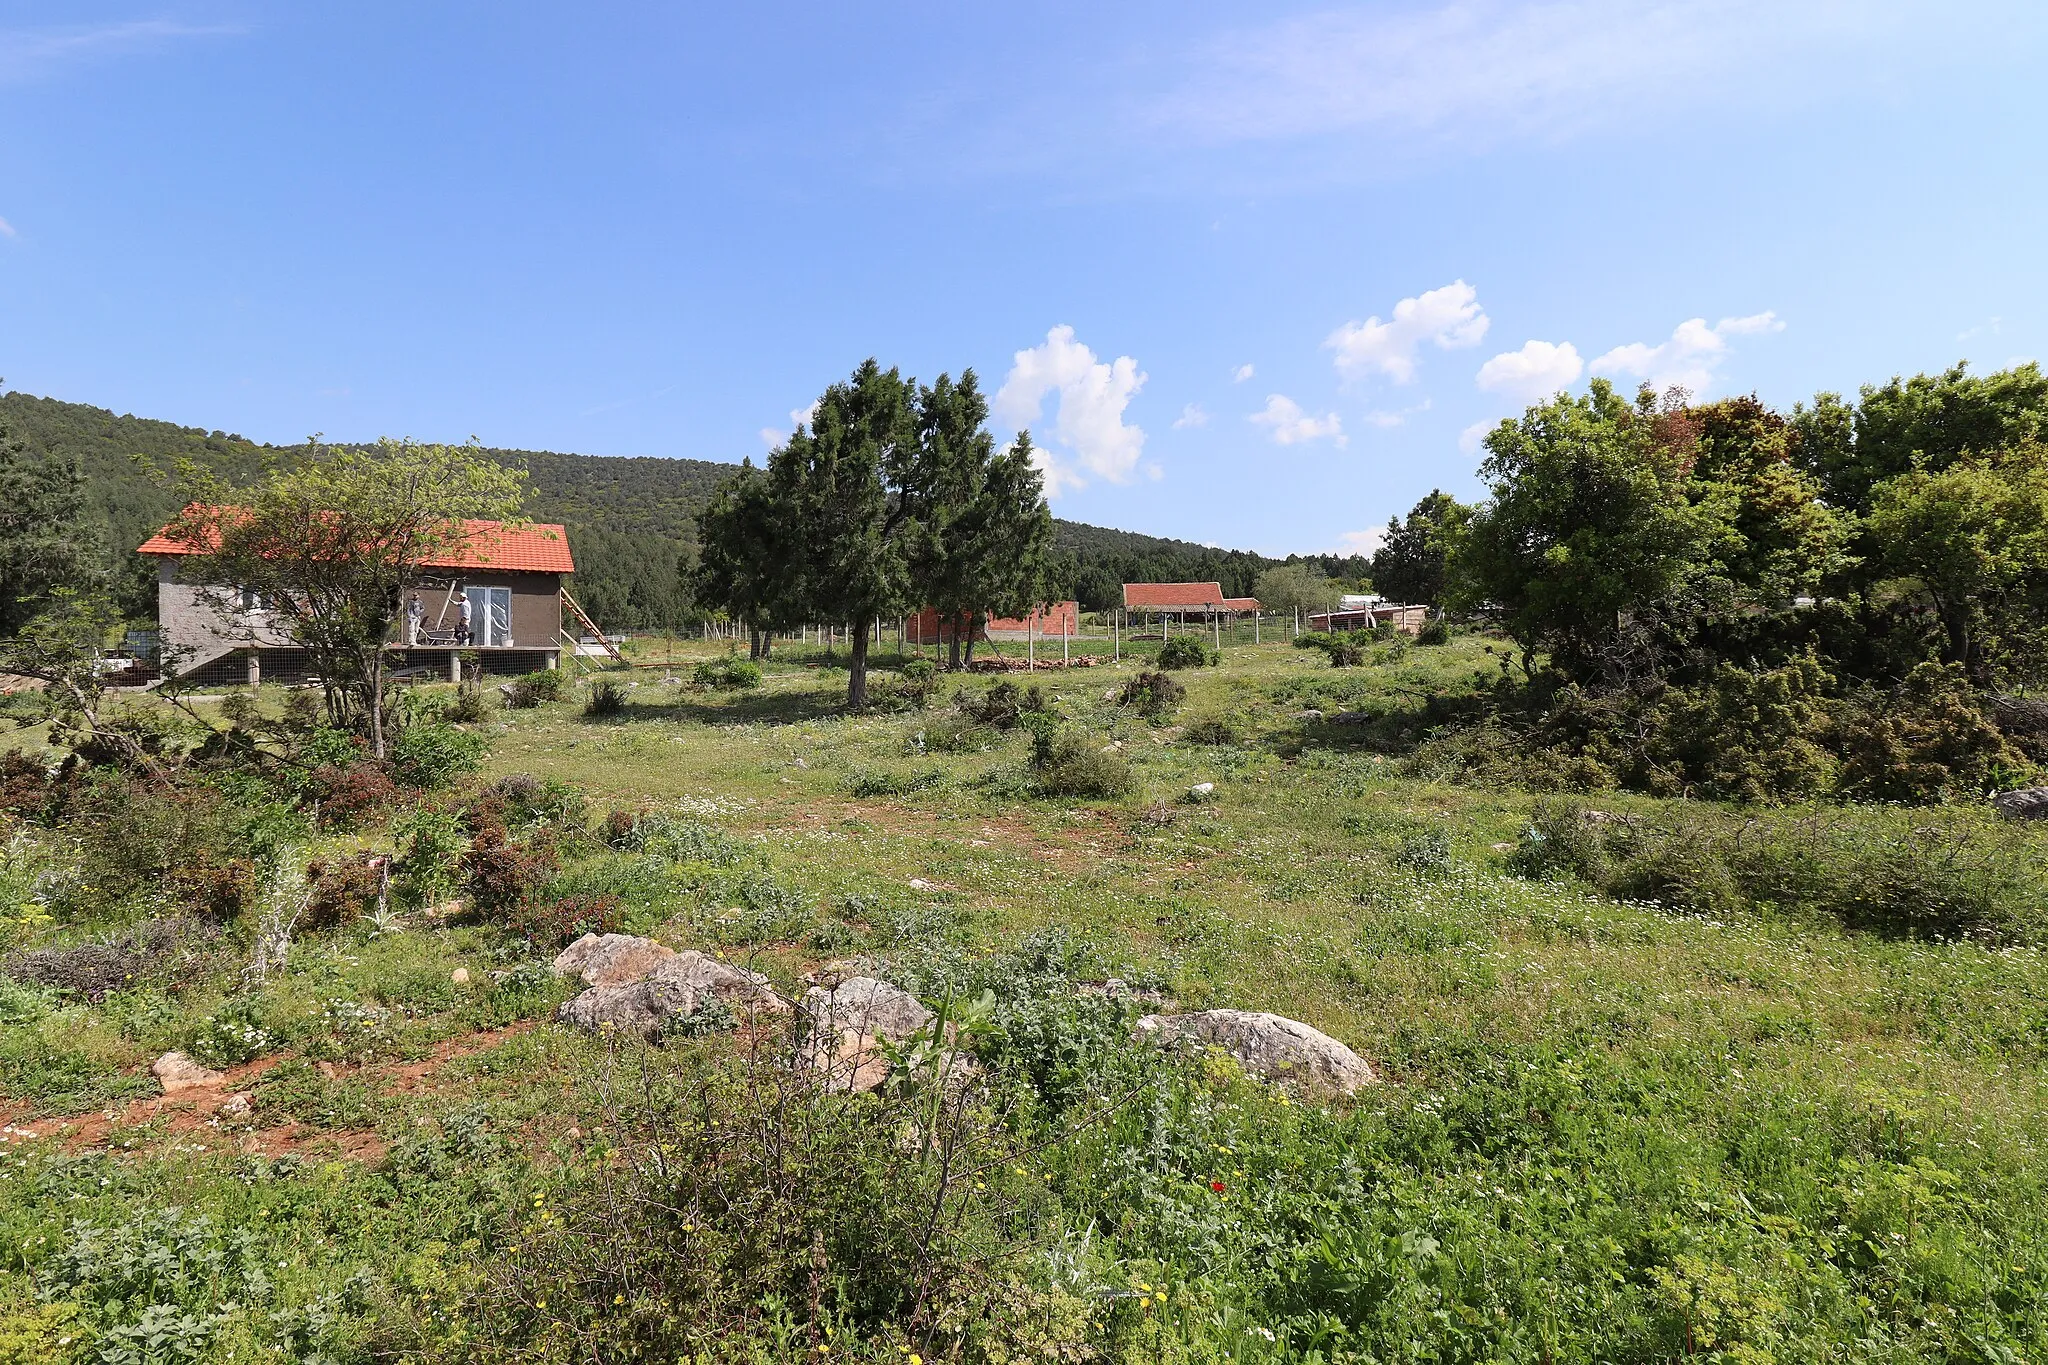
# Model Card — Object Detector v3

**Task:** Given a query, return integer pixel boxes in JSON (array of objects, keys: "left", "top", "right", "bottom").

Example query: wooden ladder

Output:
[{"left": 558, "top": 587, "right": 624, "bottom": 663}]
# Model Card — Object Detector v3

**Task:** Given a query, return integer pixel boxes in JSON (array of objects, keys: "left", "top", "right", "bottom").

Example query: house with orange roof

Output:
[{"left": 138, "top": 512, "right": 577, "bottom": 686}]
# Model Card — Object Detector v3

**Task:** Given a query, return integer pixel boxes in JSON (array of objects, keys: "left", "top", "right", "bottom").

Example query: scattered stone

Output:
[
  {"left": 552, "top": 933, "right": 676, "bottom": 987},
  {"left": 557, "top": 950, "right": 784, "bottom": 1036},
  {"left": 218, "top": 1092, "right": 253, "bottom": 1121},
  {"left": 152, "top": 1051, "right": 223, "bottom": 1094},
  {"left": 907, "top": 878, "right": 935, "bottom": 891},
  {"left": 1134, "top": 1010, "right": 1378, "bottom": 1096},
  {"left": 1295, "top": 708, "right": 1325, "bottom": 722},
  {"left": 802, "top": 956, "right": 886, "bottom": 988},
  {"left": 1992, "top": 787, "right": 2048, "bottom": 821},
  {"left": 1328, "top": 711, "right": 1373, "bottom": 725},
  {"left": 450, "top": 967, "right": 471, "bottom": 985},
  {"left": 1490, "top": 842, "right": 1517, "bottom": 853},
  {"left": 1187, "top": 782, "right": 1215, "bottom": 800}
]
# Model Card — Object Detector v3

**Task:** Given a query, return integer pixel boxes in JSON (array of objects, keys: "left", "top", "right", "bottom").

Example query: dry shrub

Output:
[
  {"left": 460, "top": 820, "right": 560, "bottom": 916},
  {"left": 304, "top": 761, "right": 399, "bottom": 830},
  {"left": 1117, "top": 670, "right": 1184, "bottom": 719},
  {"left": 304, "top": 853, "right": 388, "bottom": 931},
  {"left": 509, "top": 893, "right": 623, "bottom": 947},
  {"left": 3, "top": 917, "right": 220, "bottom": 1002}
]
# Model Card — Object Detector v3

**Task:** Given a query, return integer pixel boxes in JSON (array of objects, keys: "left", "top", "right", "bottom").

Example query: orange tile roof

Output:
[
  {"left": 138, "top": 507, "right": 574, "bottom": 574},
  {"left": 1122, "top": 581, "right": 1225, "bottom": 609}
]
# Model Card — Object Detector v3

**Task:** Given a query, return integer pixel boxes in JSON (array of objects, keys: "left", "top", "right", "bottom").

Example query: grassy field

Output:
[{"left": 4, "top": 634, "right": 2047, "bottom": 1361}]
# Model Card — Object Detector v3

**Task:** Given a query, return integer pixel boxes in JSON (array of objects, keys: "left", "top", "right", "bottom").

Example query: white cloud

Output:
[
  {"left": 1335, "top": 527, "right": 1388, "bottom": 557},
  {"left": 1172, "top": 402, "right": 1209, "bottom": 429},
  {"left": 1326, "top": 280, "right": 1489, "bottom": 384},
  {"left": 0, "top": 217, "right": 14, "bottom": 238},
  {"left": 0, "top": 19, "right": 242, "bottom": 85},
  {"left": 1250, "top": 394, "right": 1346, "bottom": 448},
  {"left": 994, "top": 325, "right": 1148, "bottom": 496},
  {"left": 1145, "top": 2, "right": 1942, "bottom": 150},
  {"left": 759, "top": 402, "right": 819, "bottom": 450},
  {"left": 1476, "top": 339, "right": 1584, "bottom": 404},
  {"left": 1590, "top": 311, "right": 1783, "bottom": 396},
  {"left": 1459, "top": 420, "right": 1496, "bottom": 454},
  {"left": 1231, "top": 363, "right": 1255, "bottom": 383}
]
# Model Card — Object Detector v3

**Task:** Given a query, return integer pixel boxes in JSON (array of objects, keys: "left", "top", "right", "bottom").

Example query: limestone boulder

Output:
[
  {"left": 556, "top": 949, "right": 785, "bottom": 1036},
  {"left": 152, "top": 1051, "right": 224, "bottom": 1094},
  {"left": 1992, "top": 787, "right": 2048, "bottom": 821},
  {"left": 1134, "top": 1010, "right": 1378, "bottom": 1096},
  {"left": 800, "top": 977, "right": 935, "bottom": 1093},
  {"left": 552, "top": 933, "right": 676, "bottom": 986}
]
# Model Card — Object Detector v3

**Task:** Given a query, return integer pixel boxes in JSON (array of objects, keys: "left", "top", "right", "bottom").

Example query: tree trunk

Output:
[
  {"left": 964, "top": 612, "right": 979, "bottom": 665},
  {"left": 947, "top": 613, "right": 964, "bottom": 672},
  {"left": 367, "top": 647, "right": 387, "bottom": 760},
  {"left": 748, "top": 628, "right": 762, "bottom": 660},
  {"left": 847, "top": 618, "right": 872, "bottom": 711}
]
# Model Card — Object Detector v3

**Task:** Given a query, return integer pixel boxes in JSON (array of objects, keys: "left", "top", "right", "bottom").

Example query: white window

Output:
[{"left": 466, "top": 586, "right": 513, "bottom": 646}]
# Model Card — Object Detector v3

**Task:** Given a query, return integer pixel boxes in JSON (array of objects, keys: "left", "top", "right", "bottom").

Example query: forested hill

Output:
[{"left": 3, "top": 391, "right": 1358, "bottom": 628}]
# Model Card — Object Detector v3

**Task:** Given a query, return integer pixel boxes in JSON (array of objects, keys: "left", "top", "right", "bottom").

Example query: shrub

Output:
[
  {"left": 915, "top": 713, "right": 989, "bottom": 753},
  {"left": 1394, "top": 828, "right": 1454, "bottom": 874},
  {"left": 460, "top": 822, "right": 561, "bottom": 916},
  {"left": 394, "top": 806, "right": 467, "bottom": 908},
  {"left": 1648, "top": 655, "right": 1839, "bottom": 804},
  {"left": 1416, "top": 618, "right": 1450, "bottom": 646},
  {"left": 1837, "top": 662, "right": 2030, "bottom": 802},
  {"left": 693, "top": 656, "right": 762, "bottom": 691},
  {"left": 2, "top": 918, "right": 219, "bottom": 1002},
  {"left": 506, "top": 669, "right": 566, "bottom": 707},
  {"left": 584, "top": 679, "right": 628, "bottom": 717},
  {"left": 303, "top": 761, "right": 399, "bottom": 829},
  {"left": 303, "top": 853, "right": 386, "bottom": 931},
  {"left": 1180, "top": 716, "right": 1239, "bottom": 746},
  {"left": 846, "top": 767, "right": 946, "bottom": 797},
  {"left": 388, "top": 722, "right": 487, "bottom": 789},
  {"left": 1292, "top": 630, "right": 1334, "bottom": 652},
  {"left": 1156, "top": 635, "right": 1217, "bottom": 669},
  {"left": 1034, "top": 731, "right": 1136, "bottom": 799},
  {"left": 442, "top": 683, "right": 491, "bottom": 723},
  {"left": 510, "top": 893, "right": 624, "bottom": 947},
  {"left": 960, "top": 680, "right": 1045, "bottom": 729},
  {"left": 480, "top": 772, "right": 588, "bottom": 829},
  {"left": 1117, "top": 670, "right": 1185, "bottom": 719}
]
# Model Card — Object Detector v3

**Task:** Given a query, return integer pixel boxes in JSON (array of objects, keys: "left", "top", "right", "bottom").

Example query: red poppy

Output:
[{"left": 1210, "top": 1180, "right": 1227, "bottom": 1193}]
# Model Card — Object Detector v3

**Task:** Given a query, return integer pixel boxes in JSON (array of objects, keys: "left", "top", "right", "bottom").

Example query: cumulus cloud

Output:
[
  {"left": 994, "top": 325, "right": 1147, "bottom": 496},
  {"left": 759, "top": 401, "right": 820, "bottom": 450},
  {"left": 1231, "top": 363, "right": 1255, "bottom": 383},
  {"left": 1335, "top": 527, "right": 1388, "bottom": 557},
  {"left": 1172, "top": 403, "right": 1210, "bottom": 429},
  {"left": 1459, "top": 420, "right": 1497, "bottom": 455},
  {"left": 1326, "top": 280, "right": 1489, "bottom": 384},
  {"left": 1250, "top": 394, "right": 1346, "bottom": 447},
  {"left": 1476, "top": 339, "right": 1584, "bottom": 404},
  {"left": 1591, "top": 312, "right": 1783, "bottom": 395}
]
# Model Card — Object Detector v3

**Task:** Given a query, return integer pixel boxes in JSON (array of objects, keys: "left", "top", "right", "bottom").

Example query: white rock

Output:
[
  {"left": 1189, "top": 782, "right": 1215, "bottom": 799},
  {"left": 218, "top": 1092, "right": 253, "bottom": 1121},
  {"left": 908, "top": 878, "right": 935, "bottom": 891},
  {"left": 152, "top": 1051, "right": 224, "bottom": 1094},
  {"left": 1135, "top": 1010, "right": 1378, "bottom": 1096},
  {"left": 450, "top": 967, "right": 471, "bottom": 985},
  {"left": 551, "top": 933, "right": 676, "bottom": 986},
  {"left": 800, "top": 977, "right": 935, "bottom": 1093},
  {"left": 556, "top": 950, "right": 785, "bottom": 1036}
]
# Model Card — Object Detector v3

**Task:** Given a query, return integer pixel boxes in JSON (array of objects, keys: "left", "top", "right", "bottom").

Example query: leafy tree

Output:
[
  {"left": 1793, "top": 361, "right": 2048, "bottom": 512},
  {"left": 1369, "top": 490, "right": 1472, "bottom": 609},
  {"left": 1861, "top": 444, "right": 2048, "bottom": 686},
  {"left": 1454, "top": 381, "right": 1728, "bottom": 685},
  {"left": 909, "top": 371, "right": 1052, "bottom": 669},
  {"left": 767, "top": 361, "right": 920, "bottom": 711},
  {"left": 0, "top": 404, "right": 99, "bottom": 634},
  {"left": 1251, "top": 563, "right": 1341, "bottom": 618},
  {"left": 0, "top": 589, "right": 160, "bottom": 773},
  {"left": 168, "top": 439, "right": 527, "bottom": 754},
  {"left": 1684, "top": 396, "right": 1847, "bottom": 609}
]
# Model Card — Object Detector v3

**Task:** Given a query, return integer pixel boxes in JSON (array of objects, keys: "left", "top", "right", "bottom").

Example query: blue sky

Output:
[{"left": 3, "top": 3, "right": 2045, "bottom": 555}]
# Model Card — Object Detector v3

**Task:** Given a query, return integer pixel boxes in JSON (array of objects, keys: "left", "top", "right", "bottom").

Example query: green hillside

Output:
[{"left": 1, "top": 390, "right": 1363, "bottom": 629}]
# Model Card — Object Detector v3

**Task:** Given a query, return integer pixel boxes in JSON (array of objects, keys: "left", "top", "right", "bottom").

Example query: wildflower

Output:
[{"left": 1210, "top": 1180, "right": 1227, "bottom": 1193}]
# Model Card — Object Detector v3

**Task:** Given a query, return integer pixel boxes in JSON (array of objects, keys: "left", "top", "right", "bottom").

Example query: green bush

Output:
[
  {"left": 388, "top": 722, "right": 487, "bottom": 788},
  {"left": 584, "top": 679, "right": 628, "bottom": 717},
  {"left": 960, "top": 680, "right": 1045, "bottom": 728},
  {"left": 441, "top": 683, "right": 491, "bottom": 723},
  {"left": 1034, "top": 731, "right": 1135, "bottom": 799},
  {"left": 187, "top": 997, "right": 280, "bottom": 1068},
  {"left": 1117, "top": 670, "right": 1185, "bottom": 719},
  {"left": 1415, "top": 618, "right": 1450, "bottom": 646},
  {"left": 1157, "top": 635, "right": 1218, "bottom": 669},
  {"left": 1180, "top": 715, "right": 1240, "bottom": 745},
  {"left": 1837, "top": 662, "right": 2030, "bottom": 801},
  {"left": 692, "top": 656, "right": 762, "bottom": 691}
]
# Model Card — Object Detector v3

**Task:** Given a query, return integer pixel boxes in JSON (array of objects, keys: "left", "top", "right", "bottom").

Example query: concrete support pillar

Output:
[
  {"left": 246, "top": 651, "right": 260, "bottom": 687},
  {"left": 449, "top": 651, "right": 462, "bottom": 683}
]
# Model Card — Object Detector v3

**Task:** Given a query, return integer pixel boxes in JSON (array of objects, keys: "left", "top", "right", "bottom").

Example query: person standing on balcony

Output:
[
  {"left": 458, "top": 591, "right": 474, "bottom": 645},
  {"left": 406, "top": 593, "right": 424, "bottom": 646}
]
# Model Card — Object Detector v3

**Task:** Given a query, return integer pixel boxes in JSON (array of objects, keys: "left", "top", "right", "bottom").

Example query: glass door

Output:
[{"left": 466, "top": 586, "right": 513, "bottom": 646}]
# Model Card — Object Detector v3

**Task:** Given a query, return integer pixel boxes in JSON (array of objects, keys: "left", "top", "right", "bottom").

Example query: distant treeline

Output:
[{"left": 0, "top": 392, "right": 1349, "bottom": 629}]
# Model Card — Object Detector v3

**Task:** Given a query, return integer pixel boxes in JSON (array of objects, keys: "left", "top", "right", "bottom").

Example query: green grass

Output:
[{"left": 4, "top": 633, "right": 2048, "bottom": 1360}]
